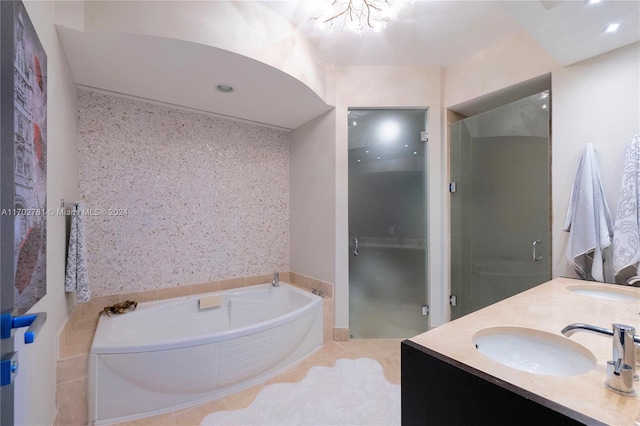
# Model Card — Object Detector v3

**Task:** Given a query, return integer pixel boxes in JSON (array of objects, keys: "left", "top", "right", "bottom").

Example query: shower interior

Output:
[
  {"left": 348, "top": 109, "right": 428, "bottom": 339},
  {"left": 449, "top": 90, "right": 551, "bottom": 320}
]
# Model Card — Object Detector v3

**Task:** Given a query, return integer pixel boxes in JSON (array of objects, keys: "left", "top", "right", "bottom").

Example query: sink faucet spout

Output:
[{"left": 561, "top": 323, "right": 613, "bottom": 338}]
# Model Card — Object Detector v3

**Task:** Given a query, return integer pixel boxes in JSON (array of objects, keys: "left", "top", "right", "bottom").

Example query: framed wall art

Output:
[{"left": 1, "top": 0, "right": 48, "bottom": 314}]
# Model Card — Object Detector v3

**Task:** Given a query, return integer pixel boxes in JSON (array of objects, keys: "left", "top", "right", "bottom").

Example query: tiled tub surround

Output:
[
  {"left": 56, "top": 272, "right": 335, "bottom": 425},
  {"left": 78, "top": 90, "right": 290, "bottom": 297}
]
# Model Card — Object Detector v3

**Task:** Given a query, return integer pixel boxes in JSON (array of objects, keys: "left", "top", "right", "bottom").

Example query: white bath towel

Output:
[
  {"left": 613, "top": 135, "right": 640, "bottom": 285},
  {"left": 562, "top": 144, "right": 614, "bottom": 282},
  {"left": 65, "top": 202, "right": 90, "bottom": 302}
]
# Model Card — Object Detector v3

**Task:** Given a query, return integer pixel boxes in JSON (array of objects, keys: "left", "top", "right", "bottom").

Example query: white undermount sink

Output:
[
  {"left": 473, "top": 327, "right": 596, "bottom": 376},
  {"left": 567, "top": 285, "right": 640, "bottom": 302}
]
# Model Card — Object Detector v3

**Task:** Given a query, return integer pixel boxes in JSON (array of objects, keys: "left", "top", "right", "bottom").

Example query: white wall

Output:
[
  {"left": 444, "top": 32, "right": 558, "bottom": 109},
  {"left": 290, "top": 110, "right": 336, "bottom": 284},
  {"left": 13, "top": 1, "right": 79, "bottom": 425},
  {"left": 552, "top": 42, "right": 640, "bottom": 280}
]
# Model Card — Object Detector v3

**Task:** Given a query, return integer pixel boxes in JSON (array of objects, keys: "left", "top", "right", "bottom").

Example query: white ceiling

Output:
[
  {"left": 499, "top": 0, "right": 640, "bottom": 66},
  {"left": 57, "top": 0, "right": 639, "bottom": 129},
  {"left": 259, "top": 0, "right": 639, "bottom": 67},
  {"left": 258, "top": 0, "right": 524, "bottom": 66}
]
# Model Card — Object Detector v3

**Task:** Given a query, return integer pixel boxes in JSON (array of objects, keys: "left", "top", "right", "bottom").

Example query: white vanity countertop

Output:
[{"left": 409, "top": 277, "right": 640, "bottom": 425}]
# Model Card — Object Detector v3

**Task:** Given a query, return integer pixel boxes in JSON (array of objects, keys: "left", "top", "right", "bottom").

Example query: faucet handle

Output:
[
  {"left": 609, "top": 324, "right": 638, "bottom": 393},
  {"left": 613, "top": 323, "right": 637, "bottom": 335},
  {"left": 612, "top": 324, "right": 637, "bottom": 368},
  {"left": 606, "top": 359, "right": 636, "bottom": 395}
]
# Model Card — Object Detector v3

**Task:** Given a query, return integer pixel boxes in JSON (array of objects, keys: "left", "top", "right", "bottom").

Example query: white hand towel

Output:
[
  {"left": 65, "top": 202, "right": 90, "bottom": 302},
  {"left": 613, "top": 135, "right": 640, "bottom": 284},
  {"left": 562, "top": 144, "right": 613, "bottom": 282}
]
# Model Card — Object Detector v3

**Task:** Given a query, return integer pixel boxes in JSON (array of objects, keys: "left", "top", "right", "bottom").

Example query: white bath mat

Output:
[{"left": 200, "top": 357, "right": 400, "bottom": 426}]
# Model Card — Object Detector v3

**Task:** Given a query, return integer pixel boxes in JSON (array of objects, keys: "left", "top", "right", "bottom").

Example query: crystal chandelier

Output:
[{"left": 312, "top": 0, "right": 393, "bottom": 34}]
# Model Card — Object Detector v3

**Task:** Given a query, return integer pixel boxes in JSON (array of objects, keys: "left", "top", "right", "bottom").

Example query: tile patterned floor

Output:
[{"left": 115, "top": 339, "right": 403, "bottom": 426}]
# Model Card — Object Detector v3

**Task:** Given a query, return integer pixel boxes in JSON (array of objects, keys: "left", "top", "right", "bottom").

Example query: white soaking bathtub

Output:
[{"left": 88, "top": 282, "right": 323, "bottom": 425}]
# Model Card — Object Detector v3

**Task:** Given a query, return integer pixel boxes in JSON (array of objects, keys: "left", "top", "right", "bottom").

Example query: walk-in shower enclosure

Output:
[
  {"left": 450, "top": 91, "right": 551, "bottom": 319},
  {"left": 348, "top": 109, "right": 428, "bottom": 338}
]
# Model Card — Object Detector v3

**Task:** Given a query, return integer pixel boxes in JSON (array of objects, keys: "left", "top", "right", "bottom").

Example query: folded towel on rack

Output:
[
  {"left": 613, "top": 135, "right": 640, "bottom": 285},
  {"left": 562, "top": 143, "right": 614, "bottom": 282},
  {"left": 65, "top": 202, "right": 90, "bottom": 302}
]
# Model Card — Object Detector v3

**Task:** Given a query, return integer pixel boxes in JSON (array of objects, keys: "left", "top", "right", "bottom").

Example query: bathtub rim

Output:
[{"left": 90, "top": 282, "right": 322, "bottom": 354}]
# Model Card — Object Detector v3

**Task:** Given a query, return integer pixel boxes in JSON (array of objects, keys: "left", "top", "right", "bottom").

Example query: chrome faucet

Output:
[
  {"left": 562, "top": 323, "right": 639, "bottom": 395},
  {"left": 272, "top": 271, "right": 279, "bottom": 287}
]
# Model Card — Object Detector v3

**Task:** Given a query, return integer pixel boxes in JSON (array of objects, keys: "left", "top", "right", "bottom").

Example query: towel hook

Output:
[{"left": 59, "top": 198, "right": 78, "bottom": 209}]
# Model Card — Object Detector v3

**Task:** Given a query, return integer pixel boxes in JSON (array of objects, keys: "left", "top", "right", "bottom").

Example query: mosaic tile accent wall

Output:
[{"left": 78, "top": 90, "right": 290, "bottom": 297}]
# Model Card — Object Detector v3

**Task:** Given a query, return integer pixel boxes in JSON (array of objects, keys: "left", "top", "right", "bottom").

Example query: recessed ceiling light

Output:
[
  {"left": 586, "top": 0, "right": 602, "bottom": 5},
  {"left": 216, "top": 84, "right": 234, "bottom": 93},
  {"left": 604, "top": 22, "right": 621, "bottom": 33}
]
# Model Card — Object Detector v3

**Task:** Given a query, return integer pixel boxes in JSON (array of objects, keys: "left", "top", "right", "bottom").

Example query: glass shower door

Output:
[
  {"left": 348, "top": 109, "right": 428, "bottom": 338},
  {"left": 450, "top": 91, "right": 551, "bottom": 320}
]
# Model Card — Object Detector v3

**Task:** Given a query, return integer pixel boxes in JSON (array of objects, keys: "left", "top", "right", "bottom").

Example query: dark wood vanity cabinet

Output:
[{"left": 401, "top": 340, "right": 601, "bottom": 426}]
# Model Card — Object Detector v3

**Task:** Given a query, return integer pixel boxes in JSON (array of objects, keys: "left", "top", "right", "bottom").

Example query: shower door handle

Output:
[
  {"left": 532, "top": 240, "right": 542, "bottom": 262},
  {"left": 353, "top": 237, "right": 359, "bottom": 256}
]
